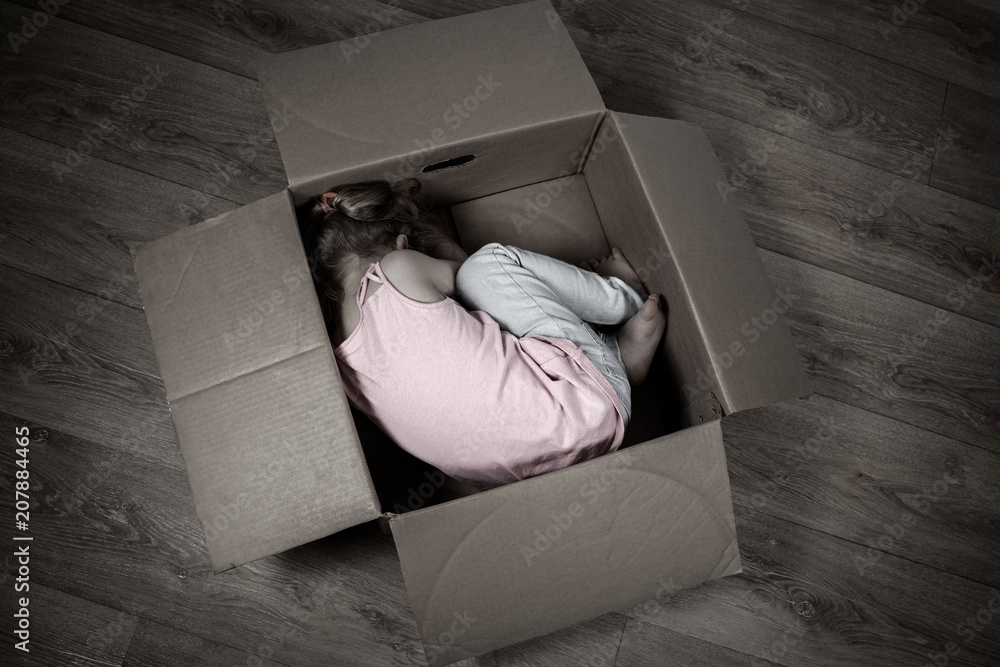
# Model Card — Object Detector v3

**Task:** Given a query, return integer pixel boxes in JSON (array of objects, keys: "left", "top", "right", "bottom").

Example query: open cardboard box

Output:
[{"left": 130, "top": 1, "right": 812, "bottom": 663}]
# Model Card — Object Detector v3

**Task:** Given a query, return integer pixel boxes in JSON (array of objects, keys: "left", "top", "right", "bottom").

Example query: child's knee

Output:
[
  {"left": 459, "top": 242, "right": 504, "bottom": 278},
  {"left": 476, "top": 241, "right": 507, "bottom": 262}
]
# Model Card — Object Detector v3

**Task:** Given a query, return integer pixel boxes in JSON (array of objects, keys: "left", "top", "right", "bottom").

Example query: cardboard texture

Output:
[
  {"left": 586, "top": 112, "right": 813, "bottom": 419},
  {"left": 130, "top": 0, "right": 813, "bottom": 662},
  {"left": 132, "top": 191, "right": 381, "bottom": 572},
  {"left": 256, "top": 0, "right": 605, "bottom": 206},
  {"left": 389, "top": 420, "right": 740, "bottom": 665},
  {"left": 449, "top": 175, "right": 612, "bottom": 265}
]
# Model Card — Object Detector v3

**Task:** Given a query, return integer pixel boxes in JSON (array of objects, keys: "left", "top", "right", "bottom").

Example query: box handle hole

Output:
[{"left": 422, "top": 154, "right": 476, "bottom": 173}]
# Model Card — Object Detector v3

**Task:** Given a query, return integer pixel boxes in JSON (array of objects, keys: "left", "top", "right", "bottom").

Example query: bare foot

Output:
[
  {"left": 578, "top": 247, "right": 644, "bottom": 294},
  {"left": 617, "top": 294, "right": 666, "bottom": 385}
]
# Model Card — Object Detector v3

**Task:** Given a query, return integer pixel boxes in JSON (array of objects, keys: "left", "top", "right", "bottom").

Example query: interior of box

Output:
[{"left": 306, "top": 171, "right": 688, "bottom": 514}]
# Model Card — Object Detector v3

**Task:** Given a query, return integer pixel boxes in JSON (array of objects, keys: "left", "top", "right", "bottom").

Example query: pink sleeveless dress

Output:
[{"left": 333, "top": 261, "right": 625, "bottom": 491}]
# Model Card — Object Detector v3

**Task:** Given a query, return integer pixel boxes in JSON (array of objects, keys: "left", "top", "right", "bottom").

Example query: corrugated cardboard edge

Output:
[{"left": 130, "top": 192, "right": 382, "bottom": 573}]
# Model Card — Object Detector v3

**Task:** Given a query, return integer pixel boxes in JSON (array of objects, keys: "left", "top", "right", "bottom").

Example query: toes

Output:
[{"left": 611, "top": 247, "right": 624, "bottom": 260}]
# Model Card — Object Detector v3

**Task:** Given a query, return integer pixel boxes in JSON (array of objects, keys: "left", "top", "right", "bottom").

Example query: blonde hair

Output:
[{"left": 298, "top": 177, "right": 446, "bottom": 338}]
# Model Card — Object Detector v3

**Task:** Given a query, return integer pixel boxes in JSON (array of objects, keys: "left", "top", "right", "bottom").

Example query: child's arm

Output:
[
  {"left": 422, "top": 212, "right": 470, "bottom": 263},
  {"left": 430, "top": 234, "right": 470, "bottom": 263}
]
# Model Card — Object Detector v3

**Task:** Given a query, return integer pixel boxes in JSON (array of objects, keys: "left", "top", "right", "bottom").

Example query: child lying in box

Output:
[{"left": 299, "top": 178, "right": 666, "bottom": 492}]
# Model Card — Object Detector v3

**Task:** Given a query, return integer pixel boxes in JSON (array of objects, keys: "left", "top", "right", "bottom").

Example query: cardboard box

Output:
[{"left": 131, "top": 1, "right": 812, "bottom": 663}]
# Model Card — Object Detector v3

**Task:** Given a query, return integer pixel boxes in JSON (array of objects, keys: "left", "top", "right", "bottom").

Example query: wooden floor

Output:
[{"left": 2, "top": 0, "right": 999, "bottom": 665}]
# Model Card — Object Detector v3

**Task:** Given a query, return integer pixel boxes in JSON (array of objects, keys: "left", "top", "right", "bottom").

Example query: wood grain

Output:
[
  {"left": 592, "top": 71, "right": 1000, "bottom": 329},
  {"left": 699, "top": 0, "right": 1000, "bottom": 100},
  {"left": 465, "top": 612, "right": 627, "bottom": 666},
  {"left": 0, "top": 1, "right": 286, "bottom": 205},
  {"left": 0, "top": 581, "right": 138, "bottom": 666},
  {"left": 723, "top": 394, "right": 1000, "bottom": 588},
  {"left": 0, "top": 263, "right": 176, "bottom": 455},
  {"left": 8, "top": 0, "right": 428, "bottom": 79},
  {"left": 121, "top": 618, "right": 286, "bottom": 667},
  {"left": 617, "top": 616, "right": 779, "bottom": 667},
  {"left": 390, "top": 0, "right": 946, "bottom": 181},
  {"left": 0, "top": 127, "right": 238, "bottom": 310},
  {"left": 624, "top": 507, "right": 1000, "bottom": 666},
  {"left": 760, "top": 249, "right": 1000, "bottom": 451},
  {"left": 0, "top": 411, "right": 429, "bottom": 667},
  {"left": 931, "top": 83, "right": 1000, "bottom": 210}
]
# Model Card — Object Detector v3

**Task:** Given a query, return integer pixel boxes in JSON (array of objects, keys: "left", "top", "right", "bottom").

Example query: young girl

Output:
[{"left": 300, "top": 178, "right": 666, "bottom": 492}]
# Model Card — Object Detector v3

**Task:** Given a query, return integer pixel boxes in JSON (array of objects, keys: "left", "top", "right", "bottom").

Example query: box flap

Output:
[
  {"left": 256, "top": 0, "right": 605, "bottom": 204},
  {"left": 448, "top": 174, "right": 612, "bottom": 264},
  {"left": 132, "top": 192, "right": 381, "bottom": 572},
  {"left": 388, "top": 421, "right": 740, "bottom": 665},
  {"left": 584, "top": 112, "right": 812, "bottom": 417}
]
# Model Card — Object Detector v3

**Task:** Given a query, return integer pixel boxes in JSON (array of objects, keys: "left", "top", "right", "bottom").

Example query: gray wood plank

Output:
[
  {"left": 122, "top": 618, "right": 286, "bottom": 667},
  {"left": 0, "top": 580, "right": 138, "bottom": 667},
  {"left": 457, "top": 612, "right": 626, "bottom": 666},
  {"left": 0, "top": 127, "right": 238, "bottom": 310},
  {"left": 697, "top": 0, "right": 1000, "bottom": 100},
  {"left": 0, "top": 263, "right": 177, "bottom": 455},
  {"left": 8, "top": 0, "right": 426, "bottom": 80},
  {"left": 389, "top": 0, "right": 946, "bottom": 181},
  {"left": 931, "top": 83, "right": 1000, "bottom": 210},
  {"left": 591, "top": 71, "right": 1000, "bottom": 329},
  {"left": 0, "top": 1, "right": 286, "bottom": 205},
  {"left": 760, "top": 248, "right": 1000, "bottom": 451},
  {"left": 723, "top": 394, "right": 1000, "bottom": 589},
  {"left": 616, "top": 616, "right": 779, "bottom": 667},
  {"left": 0, "top": 411, "right": 429, "bottom": 666},
  {"left": 623, "top": 507, "right": 1000, "bottom": 666}
]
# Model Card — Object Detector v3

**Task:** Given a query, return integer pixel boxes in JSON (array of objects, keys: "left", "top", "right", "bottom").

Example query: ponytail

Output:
[{"left": 296, "top": 177, "right": 447, "bottom": 339}]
